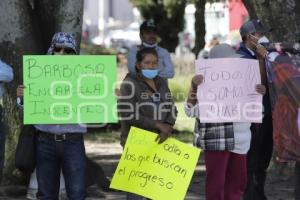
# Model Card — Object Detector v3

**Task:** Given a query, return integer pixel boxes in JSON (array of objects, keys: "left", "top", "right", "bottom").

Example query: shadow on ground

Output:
[{"left": 0, "top": 141, "right": 294, "bottom": 200}]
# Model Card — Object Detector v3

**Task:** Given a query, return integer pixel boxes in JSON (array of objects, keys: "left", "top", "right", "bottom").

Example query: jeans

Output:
[
  {"left": 244, "top": 114, "right": 273, "bottom": 200},
  {"left": 27, "top": 169, "right": 66, "bottom": 200},
  {"left": 36, "top": 135, "right": 86, "bottom": 200}
]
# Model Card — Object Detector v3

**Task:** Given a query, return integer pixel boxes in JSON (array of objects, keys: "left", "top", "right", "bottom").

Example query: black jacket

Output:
[{"left": 118, "top": 73, "right": 177, "bottom": 146}]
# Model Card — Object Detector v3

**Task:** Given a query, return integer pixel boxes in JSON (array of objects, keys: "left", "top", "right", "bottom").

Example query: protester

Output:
[
  {"left": 262, "top": 48, "right": 300, "bottom": 199},
  {"left": 185, "top": 44, "right": 266, "bottom": 200},
  {"left": 118, "top": 47, "right": 177, "bottom": 199},
  {"left": 127, "top": 20, "right": 175, "bottom": 79},
  {"left": 0, "top": 59, "right": 13, "bottom": 183},
  {"left": 183, "top": 32, "right": 192, "bottom": 51},
  {"left": 237, "top": 19, "right": 273, "bottom": 200},
  {"left": 17, "top": 32, "right": 86, "bottom": 200}
]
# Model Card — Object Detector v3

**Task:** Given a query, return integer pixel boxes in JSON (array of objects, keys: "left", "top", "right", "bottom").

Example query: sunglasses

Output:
[{"left": 53, "top": 46, "right": 75, "bottom": 54}]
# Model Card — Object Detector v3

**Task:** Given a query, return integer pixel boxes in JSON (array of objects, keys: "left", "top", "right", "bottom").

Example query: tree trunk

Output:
[
  {"left": 193, "top": 0, "right": 206, "bottom": 58},
  {"left": 34, "top": 0, "right": 83, "bottom": 53},
  {"left": 0, "top": 0, "right": 83, "bottom": 182},
  {"left": 242, "top": 0, "right": 300, "bottom": 42},
  {"left": 158, "top": 1, "right": 187, "bottom": 52},
  {"left": 241, "top": 0, "right": 257, "bottom": 19}
]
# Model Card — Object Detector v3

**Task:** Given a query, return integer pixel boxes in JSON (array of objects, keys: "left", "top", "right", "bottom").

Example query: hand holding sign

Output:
[
  {"left": 255, "top": 84, "right": 266, "bottom": 95},
  {"left": 155, "top": 122, "right": 173, "bottom": 144},
  {"left": 110, "top": 127, "right": 201, "bottom": 200},
  {"left": 191, "top": 75, "right": 204, "bottom": 90},
  {"left": 17, "top": 85, "right": 26, "bottom": 97}
]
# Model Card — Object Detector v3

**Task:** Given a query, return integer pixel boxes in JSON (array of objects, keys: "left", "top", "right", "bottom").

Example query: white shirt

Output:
[
  {"left": 184, "top": 102, "right": 251, "bottom": 154},
  {"left": 127, "top": 45, "right": 175, "bottom": 78}
]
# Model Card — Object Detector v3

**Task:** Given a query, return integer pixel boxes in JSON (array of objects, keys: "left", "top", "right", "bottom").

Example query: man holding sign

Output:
[
  {"left": 17, "top": 32, "right": 116, "bottom": 200},
  {"left": 185, "top": 44, "right": 265, "bottom": 200}
]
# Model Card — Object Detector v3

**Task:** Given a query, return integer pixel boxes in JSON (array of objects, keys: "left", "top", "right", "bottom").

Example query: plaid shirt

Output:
[
  {"left": 184, "top": 102, "right": 235, "bottom": 151},
  {"left": 194, "top": 119, "right": 235, "bottom": 151}
]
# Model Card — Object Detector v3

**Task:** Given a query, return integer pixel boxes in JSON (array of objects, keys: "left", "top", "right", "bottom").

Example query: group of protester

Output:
[
  {"left": 0, "top": 18, "right": 299, "bottom": 200},
  {"left": 119, "top": 19, "right": 279, "bottom": 200}
]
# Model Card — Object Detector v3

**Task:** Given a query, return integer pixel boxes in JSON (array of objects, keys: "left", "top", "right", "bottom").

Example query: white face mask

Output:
[
  {"left": 143, "top": 42, "right": 157, "bottom": 48},
  {"left": 250, "top": 34, "right": 270, "bottom": 44},
  {"left": 258, "top": 36, "right": 270, "bottom": 44}
]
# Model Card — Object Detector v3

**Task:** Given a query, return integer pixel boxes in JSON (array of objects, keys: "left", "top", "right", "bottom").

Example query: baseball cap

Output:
[
  {"left": 140, "top": 19, "right": 157, "bottom": 33},
  {"left": 240, "top": 19, "right": 271, "bottom": 37},
  {"left": 209, "top": 44, "right": 242, "bottom": 58}
]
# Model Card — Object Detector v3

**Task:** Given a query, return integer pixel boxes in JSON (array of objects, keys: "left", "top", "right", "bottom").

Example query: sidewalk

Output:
[{"left": 0, "top": 141, "right": 294, "bottom": 200}]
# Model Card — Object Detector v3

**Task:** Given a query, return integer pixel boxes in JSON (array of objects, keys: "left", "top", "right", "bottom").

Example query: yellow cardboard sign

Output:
[{"left": 110, "top": 127, "right": 201, "bottom": 200}]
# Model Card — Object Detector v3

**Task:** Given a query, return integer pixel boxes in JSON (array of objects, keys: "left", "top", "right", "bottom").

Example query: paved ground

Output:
[{"left": 0, "top": 141, "right": 295, "bottom": 200}]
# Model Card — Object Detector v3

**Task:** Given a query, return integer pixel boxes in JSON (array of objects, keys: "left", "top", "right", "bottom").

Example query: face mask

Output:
[
  {"left": 143, "top": 42, "right": 157, "bottom": 48},
  {"left": 257, "top": 36, "right": 270, "bottom": 44},
  {"left": 250, "top": 34, "right": 270, "bottom": 44},
  {"left": 141, "top": 69, "right": 159, "bottom": 79}
]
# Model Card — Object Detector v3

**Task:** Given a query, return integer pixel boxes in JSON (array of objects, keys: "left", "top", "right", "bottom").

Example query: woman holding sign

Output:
[
  {"left": 184, "top": 44, "right": 266, "bottom": 200},
  {"left": 118, "top": 47, "right": 177, "bottom": 199}
]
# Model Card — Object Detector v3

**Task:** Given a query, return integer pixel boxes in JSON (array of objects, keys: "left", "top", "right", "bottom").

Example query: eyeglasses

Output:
[{"left": 53, "top": 46, "right": 75, "bottom": 54}]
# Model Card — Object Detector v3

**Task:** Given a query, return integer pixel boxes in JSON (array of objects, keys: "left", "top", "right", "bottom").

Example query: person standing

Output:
[
  {"left": 237, "top": 19, "right": 273, "bottom": 200},
  {"left": 185, "top": 44, "right": 266, "bottom": 200},
  {"left": 17, "top": 32, "right": 86, "bottom": 200},
  {"left": 127, "top": 20, "right": 175, "bottom": 79},
  {"left": 119, "top": 47, "right": 177, "bottom": 199}
]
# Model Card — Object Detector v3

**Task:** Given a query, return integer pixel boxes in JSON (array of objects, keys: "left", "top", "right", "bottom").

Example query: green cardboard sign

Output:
[{"left": 23, "top": 55, "right": 118, "bottom": 124}]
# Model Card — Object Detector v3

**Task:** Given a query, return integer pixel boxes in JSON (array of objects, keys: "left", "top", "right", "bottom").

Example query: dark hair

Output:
[
  {"left": 242, "top": 36, "right": 247, "bottom": 42},
  {"left": 136, "top": 47, "right": 158, "bottom": 62},
  {"left": 135, "top": 47, "right": 158, "bottom": 72}
]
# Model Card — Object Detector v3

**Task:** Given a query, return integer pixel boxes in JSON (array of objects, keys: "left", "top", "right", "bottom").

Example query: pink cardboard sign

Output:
[{"left": 195, "top": 58, "right": 263, "bottom": 123}]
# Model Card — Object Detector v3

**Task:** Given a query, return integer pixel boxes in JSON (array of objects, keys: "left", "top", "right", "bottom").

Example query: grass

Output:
[
  {"left": 173, "top": 101, "right": 195, "bottom": 143},
  {"left": 84, "top": 102, "right": 195, "bottom": 143},
  {"left": 174, "top": 102, "right": 194, "bottom": 132},
  {"left": 169, "top": 75, "right": 193, "bottom": 102}
]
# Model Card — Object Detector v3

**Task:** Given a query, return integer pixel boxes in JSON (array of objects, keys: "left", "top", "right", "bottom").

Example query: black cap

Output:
[
  {"left": 140, "top": 19, "right": 157, "bottom": 33},
  {"left": 240, "top": 19, "right": 271, "bottom": 37}
]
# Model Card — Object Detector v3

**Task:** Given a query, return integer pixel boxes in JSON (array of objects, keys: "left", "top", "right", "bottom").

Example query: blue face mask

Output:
[{"left": 141, "top": 69, "right": 159, "bottom": 79}]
